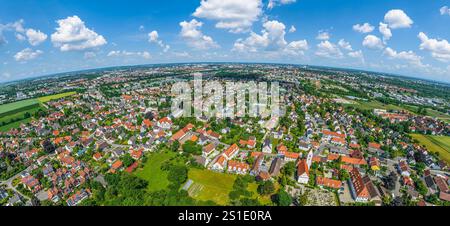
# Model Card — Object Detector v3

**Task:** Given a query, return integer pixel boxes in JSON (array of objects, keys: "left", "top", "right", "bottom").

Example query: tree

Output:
[
  {"left": 121, "top": 154, "right": 134, "bottom": 167},
  {"left": 257, "top": 181, "right": 275, "bottom": 195},
  {"left": 42, "top": 139, "right": 56, "bottom": 154},
  {"left": 339, "top": 169, "right": 350, "bottom": 181},
  {"left": 167, "top": 165, "right": 188, "bottom": 185},
  {"left": 274, "top": 190, "right": 292, "bottom": 206}
]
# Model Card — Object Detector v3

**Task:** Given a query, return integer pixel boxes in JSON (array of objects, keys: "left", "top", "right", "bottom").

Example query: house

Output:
[
  {"left": 227, "top": 160, "right": 250, "bottom": 174},
  {"left": 211, "top": 156, "right": 226, "bottom": 171},
  {"left": 223, "top": 144, "right": 239, "bottom": 160},
  {"left": 269, "top": 157, "right": 282, "bottom": 177},
  {"left": 369, "top": 157, "right": 381, "bottom": 171},
  {"left": 348, "top": 168, "right": 370, "bottom": 202},
  {"left": 262, "top": 138, "right": 272, "bottom": 153},
  {"left": 434, "top": 176, "right": 449, "bottom": 193},
  {"left": 362, "top": 175, "right": 382, "bottom": 205},
  {"left": 316, "top": 176, "right": 342, "bottom": 189},
  {"left": 110, "top": 160, "right": 123, "bottom": 172},
  {"left": 297, "top": 159, "right": 309, "bottom": 184},
  {"left": 331, "top": 137, "right": 346, "bottom": 146},
  {"left": 368, "top": 142, "right": 383, "bottom": 154},
  {"left": 398, "top": 160, "right": 410, "bottom": 177},
  {"left": 157, "top": 117, "right": 172, "bottom": 129},
  {"left": 257, "top": 171, "right": 271, "bottom": 181},
  {"left": 66, "top": 189, "right": 90, "bottom": 206},
  {"left": 282, "top": 151, "right": 300, "bottom": 162},
  {"left": 93, "top": 152, "right": 102, "bottom": 161},
  {"left": 202, "top": 143, "right": 216, "bottom": 157}
]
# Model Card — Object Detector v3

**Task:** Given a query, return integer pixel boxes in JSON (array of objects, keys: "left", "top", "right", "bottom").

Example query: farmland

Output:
[
  {"left": 411, "top": 134, "right": 450, "bottom": 164},
  {"left": 37, "top": 91, "right": 76, "bottom": 103},
  {"left": 0, "top": 92, "right": 76, "bottom": 132}
]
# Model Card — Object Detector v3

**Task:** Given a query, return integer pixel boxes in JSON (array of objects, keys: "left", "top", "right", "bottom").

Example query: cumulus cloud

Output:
[
  {"left": 1, "top": 19, "right": 47, "bottom": 46},
  {"left": 84, "top": 51, "right": 96, "bottom": 59},
  {"left": 268, "top": 0, "right": 296, "bottom": 9},
  {"left": 179, "top": 19, "right": 219, "bottom": 50},
  {"left": 51, "top": 15, "right": 107, "bottom": 51},
  {"left": 440, "top": 6, "right": 450, "bottom": 16},
  {"left": 148, "top": 30, "right": 170, "bottom": 52},
  {"left": 107, "top": 50, "right": 151, "bottom": 59},
  {"left": 14, "top": 48, "right": 43, "bottom": 61},
  {"left": 352, "top": 23, "right": 374, "bottom": 33},
  {"left": 378, "top": 22, "right": 392, "bottom": 42},
  {"left": 384, "top": 47, "right": 423, "bottom": 66},
  {"left": 362, "top": 35, "right": 384, "bottom": 49},
  {"left": 232, "top": 20, "right": 308, "bottom": 55},
  {"left": 193, "top": 0, "right": 262, "bottom": 33},
  {"left": 316, "top": 31, "right": 330, "bottom": 40},
  {"left": 418, "top": 32, "right": 450, "bottom": 62},
  {"left": 384, "top": 9, "right": 413, "bottom": 29},
  {"left": 26, "top": 29, "right": 47, "bottom": 46},
  {"left": 315, "top": 40, "right": 343, "bottom": 59},
  {"left": 288, "top": 25, "right": 296, "bottom": 33},
  {"left": 338, "top": 39, "right": 352, "bottom": 51}
]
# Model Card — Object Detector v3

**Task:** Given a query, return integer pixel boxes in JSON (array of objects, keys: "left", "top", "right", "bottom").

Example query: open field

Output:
[
  {"left": 403, "top": 105, "right": 450, "bottom": 123},
  {"left": 187, "top": 168, "right": 274, "bottom": 205},
  {"left": 187, "top": 168, "right": 236, "bottom": 205},
  {"left": 0, "top": 99, "right": 40, "bottom": 117},
  {"left": 134, "top": 151, "right": 175, "bottom": 192},
  {"left": 347, "top": 100, "right": 406, "bottom": 111},
  {"left": 37, "top": 91, "right": 76, "bottom": 103},
  {"left": 410, "top": 134, "right": 450, "bottom": 164}
]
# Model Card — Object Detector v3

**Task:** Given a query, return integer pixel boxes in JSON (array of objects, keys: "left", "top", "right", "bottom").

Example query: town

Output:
[{"left": 0, "top": 63, "right": 449, "bottom": 206}]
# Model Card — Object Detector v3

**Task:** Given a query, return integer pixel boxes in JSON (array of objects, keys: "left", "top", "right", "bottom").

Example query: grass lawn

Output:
[
  {"left": 187, "top": 168, "right": 275, "bottom": 205},
  {"left": 187, "top": 168, "right": 236, "bottom": 205},
  {"left": 411, "top": 134, "right": 450, "bottom": 164},
  {"left": 349, "top": 100, "right": 406, "bottom": 111},
  {"left": 37, "top": 91, "right": 76, "bottom": 103},
  {"left": 134, "top": 151, "right": 175, "bottom": 192},
  {"left": 0, "top": 118, "right": 32, "bottom": 132},
  {"left": 0, "top": 99, "right": 40, "bottom": 115}
]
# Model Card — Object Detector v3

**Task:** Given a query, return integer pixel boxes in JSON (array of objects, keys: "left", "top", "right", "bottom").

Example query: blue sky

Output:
[{"left": 1, "top": 0, "right": 450, "bottom": 83}]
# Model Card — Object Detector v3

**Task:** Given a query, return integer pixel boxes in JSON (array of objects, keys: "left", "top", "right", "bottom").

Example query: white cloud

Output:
[
  {"left": 352, "top": 23, "right": 374, "bottom": 33},
  {"left": 14, "top": 48, "right": 43, "bottom": 61},
  {"left": 384, "top": 9, "right": 413, "bottom": 29},
  {"left": 107, "top": 50, "right": 151, "bottom": 59},
  {"left": 418, "top": 32, "right": 450, "bottom": 62},
  {"left": 179, "top": 19, "right": 219, "bottom": 50},
  {"left": 378, "top": 22, "right": 392, "bottom": 42},
  {"left": 440, "top": 6, "right": 450, "bottom": 16},
  {"left": 284, "top": 40, "right": 308, "bottom": 55},
  {"left": 232, "top": 20, "right": 308, "bottom": 55},
  {"left": 26, "top": 29, "right": 47, "bottom": 46},
  {"left": 84, "top": 52, "right": 96, "bottom": 59},
  {"left": 139, "top": 25, "right": 145, "bottom": 31},
  {"left": 148, "top": 30, "right": 170, "bottom": 52},
  {"left": 268, "top": 0, "right": 296, "bottom": 9},
  {"left": 15, "top": 33, "right": 26, "bottom": 41},
  {"left": 384, "top": 47, "right": 423, "bottom": 65},
  {"left": 315, "top": 40, "right": 343, "bottom": 59},
  {"left": 338, "top": 39, "right": 352, "bottom": 51},
  {"left": 362, "top": 35, "right": 384, "bottom": 49},
  {"left": 193, "top": 0, "right": 262, "bottom": 33},
  {"left": 316, "top": 31, "right": 330, "bottom": 40},
  {"left": 2, "top": 72, "right": 11, "bottom": 79},
  {"left": 348, "top": 50, "right": 363, "bottom": 58},
  {"left": 51, "top": 15, "right": 107, "bottom": 51},
  {"left": 288, "top": 25, "right": 296, "bottom": 33}
]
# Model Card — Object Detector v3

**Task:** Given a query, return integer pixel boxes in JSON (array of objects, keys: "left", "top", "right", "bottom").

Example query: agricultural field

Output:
[
  {"left": 0, "top": 99, "right": 40, "bottom": 117},
  {"left": 411, "top": 134, "right": 450, "bottom": 164},
  {"left": 134, "top": 151, "right": 176, "bottom": 192},
  {"left": 348, "top": 100, "right": 406, "bottom": 112},
  {"left": 37, "top": 91, "right": 76, "bottom": 103}
]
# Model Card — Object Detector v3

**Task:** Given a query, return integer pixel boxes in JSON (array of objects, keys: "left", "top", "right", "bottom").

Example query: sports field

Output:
[{"left": 411, "top": 134, "right": 450, "bottom": 163}]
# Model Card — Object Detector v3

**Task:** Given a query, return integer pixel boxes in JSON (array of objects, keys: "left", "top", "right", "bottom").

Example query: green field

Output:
[
  {"left": 134, "top": 151, "right": 175, "bottom": 192},
  {"left": 348, "top": 100, "right": 406, "bottom": 111},
  {"left": 37, "top": 91, "right": 76, "bottom": 103},
  {"left": 187, "top": 168, "right": 237, "bottom": 205},
  {"left": 187, "top": 168, "right": 273, "bottom": 205},
  {"left": 0, "top": 99, "right": 40, "bottom": 116},
  {"left": 411, "top": 134, "right": 450, "bottom": 164}
]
